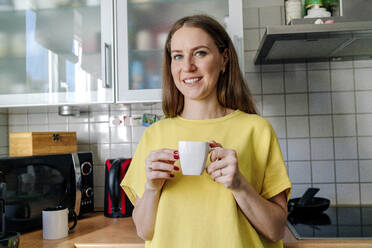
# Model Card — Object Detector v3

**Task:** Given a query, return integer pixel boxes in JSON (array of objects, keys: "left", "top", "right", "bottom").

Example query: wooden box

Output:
[{"left": 9, "top": 132, "right": 77, "bottom": 157}]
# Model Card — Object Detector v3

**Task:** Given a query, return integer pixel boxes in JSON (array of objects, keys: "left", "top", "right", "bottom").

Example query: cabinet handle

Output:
[{"left": 104, "top": 43, "right": 112, "bottom": 88}]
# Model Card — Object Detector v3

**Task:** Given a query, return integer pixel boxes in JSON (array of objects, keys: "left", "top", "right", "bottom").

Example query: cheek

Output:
[{"left": 171, "top": 63, "right": 179, "bottom": 81}]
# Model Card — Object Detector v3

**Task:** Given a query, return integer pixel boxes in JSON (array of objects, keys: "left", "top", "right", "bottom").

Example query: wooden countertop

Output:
[
  {"left": 19, "top": 212, "right": 372, "bottom": 248},
  {"left": 20, "top": 212, "right": 143, "bottom": 248}
]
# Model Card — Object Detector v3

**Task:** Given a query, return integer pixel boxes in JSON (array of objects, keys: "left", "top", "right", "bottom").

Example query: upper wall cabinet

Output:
[
  {"left": 0, "top": 0, "right": 244, "bottom": 107},
  {"left": 0, "top": 0, "right": 114, "bottom": 107},
  {"left": 115, "top": 0, "right": 244, "bottom": 103}
]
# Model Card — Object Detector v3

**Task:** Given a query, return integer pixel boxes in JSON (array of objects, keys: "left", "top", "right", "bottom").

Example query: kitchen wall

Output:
[
  {"left": 5, "top": 103, "right": 162, "bottom": 208},
  {"left": 2, "top": 0, "right": 372, "bottom": 208},
  {"left": 0, "top": 108, "right": 7, "bottom": 157},
  {"left": 243, "top": 0, "right": 372, "bottom": 205}
]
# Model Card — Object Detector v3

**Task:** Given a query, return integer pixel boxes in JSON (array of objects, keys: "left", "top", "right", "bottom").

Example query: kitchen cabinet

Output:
[
  {"left": 116, "top": 0, "right": 244, "bottom": 103},
  {"left": 0, "top": 0, "right": 244, "bottom": 107},
  {"left": 0, "top": 0, "right": 114, "bottom": 107}
]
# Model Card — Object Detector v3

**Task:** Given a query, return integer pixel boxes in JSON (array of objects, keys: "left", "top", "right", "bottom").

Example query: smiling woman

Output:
[{"left": 121, "top": 14, "right": 292, "bottom": 248}]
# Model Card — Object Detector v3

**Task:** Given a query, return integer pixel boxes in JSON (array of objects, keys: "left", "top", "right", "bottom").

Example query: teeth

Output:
[{"left": 184, "top": 78, "right": 200, "bottom": 84}]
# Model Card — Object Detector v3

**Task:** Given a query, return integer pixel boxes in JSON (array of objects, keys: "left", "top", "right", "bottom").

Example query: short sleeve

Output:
[
  {"left": 260, "top": 125, "right": 292, "bottom": 202},
  {"left": 120, "top": 128, "right": 150, "bottom": 205}
]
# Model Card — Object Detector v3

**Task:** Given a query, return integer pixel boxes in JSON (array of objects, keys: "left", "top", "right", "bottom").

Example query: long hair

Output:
[{"left": 162, "top": 14, "right": 257, "bottom": 117}]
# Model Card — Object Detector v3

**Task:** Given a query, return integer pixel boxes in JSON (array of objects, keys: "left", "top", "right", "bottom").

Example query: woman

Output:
[{"left": 121, "top": 15, "right": 291, "bottom": 248}]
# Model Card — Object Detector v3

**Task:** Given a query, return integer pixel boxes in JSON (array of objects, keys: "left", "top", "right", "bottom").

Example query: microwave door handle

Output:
[
  {"left": 109, "top": 160, "right": 121, "bottom": 212},
  {"left": 72, "top": 153, "right": 82, "bottom": 216}
]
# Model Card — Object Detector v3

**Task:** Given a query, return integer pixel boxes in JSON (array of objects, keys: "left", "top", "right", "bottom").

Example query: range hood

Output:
[
  {"left": 254, "top": 20, "right": 372, "bottom": 64},
  {"left": 254, "top": 0, "right": 372, "bottom": 64}
]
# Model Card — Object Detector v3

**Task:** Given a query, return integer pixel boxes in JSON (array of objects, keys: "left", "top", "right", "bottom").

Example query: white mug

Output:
[
  {"left": 178, "top": 141, "right": 210, "bottom": 175},
  {"left": 42, "top": 206, "right": 77, "bottom": 240}
]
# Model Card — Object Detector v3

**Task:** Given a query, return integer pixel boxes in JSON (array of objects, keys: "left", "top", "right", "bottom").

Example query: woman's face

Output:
[{"left": 170, "top": 26, "right": 227, "bottom": 102}]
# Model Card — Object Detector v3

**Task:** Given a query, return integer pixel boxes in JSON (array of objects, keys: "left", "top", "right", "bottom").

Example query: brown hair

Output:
[{"left": 162, "top": 14, "right": 257, "bottom": 117}]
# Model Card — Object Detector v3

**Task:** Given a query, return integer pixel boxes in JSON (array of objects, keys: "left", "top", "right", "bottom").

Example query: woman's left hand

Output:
[{"left": 207, "top": 141, "right": 242, "bottom": 189}]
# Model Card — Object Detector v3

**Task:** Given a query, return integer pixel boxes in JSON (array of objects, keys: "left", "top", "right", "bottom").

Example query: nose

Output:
[{"left": 181, "top": 55, "right": 196, "bottom": 72}]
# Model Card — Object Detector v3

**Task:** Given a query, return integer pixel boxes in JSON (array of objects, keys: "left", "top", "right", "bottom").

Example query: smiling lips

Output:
[{"left": 183, "top": 77, "right": 203, "bottom": 85}]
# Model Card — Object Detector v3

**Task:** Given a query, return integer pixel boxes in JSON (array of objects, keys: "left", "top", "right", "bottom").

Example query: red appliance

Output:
[{"left": 104, "top": 158, "right": 134, "bottom": 218}]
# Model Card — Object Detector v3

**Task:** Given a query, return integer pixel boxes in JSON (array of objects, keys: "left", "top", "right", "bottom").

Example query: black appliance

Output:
[
  {"left": 0, "top": 152, "right": 94, "bottom": 233},
  {"left": 287, "top": 206, "right": 372, "bottom": 239},
  {"left": 104, "top": 158, "right": 133, "bottom": 218}
]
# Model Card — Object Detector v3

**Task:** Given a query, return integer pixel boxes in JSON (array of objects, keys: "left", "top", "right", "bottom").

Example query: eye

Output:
[
  {"left": 195, "top": 50, "right": 207, "bottom": 57},
  {"left": 172, "top": 54, "right": 182, "bottom": 60}
]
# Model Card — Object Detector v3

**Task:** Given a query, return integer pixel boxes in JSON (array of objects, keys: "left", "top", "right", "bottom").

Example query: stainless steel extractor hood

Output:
[{"left": 254, "top": 0, "right": 372, "bottom": 64}]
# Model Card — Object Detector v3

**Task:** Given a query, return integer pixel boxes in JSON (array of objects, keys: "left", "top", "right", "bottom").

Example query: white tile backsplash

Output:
[
  {"left": 284, "top": 71, "right": 307, "bottom": 93},
  {"left": 361, "top": 183, "right": 372, "bottom": 205},
  {"left": 286, "top": 116, "right": 309, "bottom": 138},
  {"left": 331, "top": 69, "right": 354, "bottom": 91},
  {"left": 308, "top": 70, "right": 331, "bottom": 92},
  {"left": 110, "top": 126, "right": 132, "bottom": 143},
  {"left": 356, "top": 91, "right": 372, "bottom": 113},
  {"left": 28, "top": 113, "right": 48, "bottom": 125},
  {"left": 309, "top": 93, "right": 332, "bottom": 115},
  {"left": 355, "top": 69, "right": 372, "bottom": 90},
  {"left": 262, "top": 94, "right": 285, "bottom": 116},
  {"left": 93, "top": 166, "right": 105, "bottom": 187},
  {"left": 245, "top": 73, "right": 262, "bottom": 95},
  {"left": 333, "top": 115, "right": 356, "bottom": 137},
  {"left": 359, "top": 160, "right": 372, "bottom": 183},
  {"left": 335, "top": 160, "right": 359, "bottom": 183},
  {"left": 262, "top": 72, "right": 284, "bottom": 94},
  {"left": 332, "top": 92, "right": 355, "bottom": 114},
  {"left": 110, "top": 143, "right": 132, "bottom": 159},
  {"left": 310, "top": 115, "right": 332, "bottom": 137},
  {"left": 90, "top": 123, "right": 110, "bottom": 144},
  {"left": 311, "top": 138, "right": 334, "bottom": 160},
  {"left": 285, "top": 94, "right": 308, "bottom": 115},
  {"left": 334, "top": 137, "right": 358, "bottom": 160},
  {"left": 244, "top": 29, "right": 260, "bottom": 51},
  {"left": 312, "top": 161, "right": 335, "bottom": 183},
  {"left": 357, "top": 114, "right": 372, "bottom": 136},
  {"left": 358, "top": 137, "right": 372, "bottom": 159},
  {"left": 243, "top": 7, "right": 259, "bottom": 28},
  {"left": 288, "top": 161, "right": 311, "bottom": 183},
  {"left": 287, "top": 138, "right": 310, "bottom": 161},
  {"left": 337, "top": 183, "right": 360, "bottom": 205}
]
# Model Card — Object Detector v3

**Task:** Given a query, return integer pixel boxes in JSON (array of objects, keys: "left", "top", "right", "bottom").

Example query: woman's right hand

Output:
[{"left": 145, "top": 149, "right": 179, "bottom": 192}]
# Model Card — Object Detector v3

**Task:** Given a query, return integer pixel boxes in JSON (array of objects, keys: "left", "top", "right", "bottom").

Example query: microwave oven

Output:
[{"left": 0, "top": 152, "right": 94, "bottom": 233}]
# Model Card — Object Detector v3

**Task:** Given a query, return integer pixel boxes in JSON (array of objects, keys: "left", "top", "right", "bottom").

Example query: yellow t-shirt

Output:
[{"left": 121, "top": 110, "right": 292, "bottom": 248}]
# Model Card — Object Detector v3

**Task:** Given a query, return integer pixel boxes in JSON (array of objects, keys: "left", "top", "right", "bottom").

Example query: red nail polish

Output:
[
  {"left": 173, "top": 150, "right": 179, "bottom": 154},
  {"left": 174, "top": 154, "right": 179, "bottom": 159},
  {"left": 170, "top": 174, "right": 175, "bottom": 177},
  {"left": 173, "top": 166, "right": 179, "bottom": 171}
]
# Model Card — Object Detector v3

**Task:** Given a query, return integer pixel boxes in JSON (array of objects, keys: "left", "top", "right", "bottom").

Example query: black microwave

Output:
[{"left": 0, "top": 152, "right": 94, "bottom": 233}]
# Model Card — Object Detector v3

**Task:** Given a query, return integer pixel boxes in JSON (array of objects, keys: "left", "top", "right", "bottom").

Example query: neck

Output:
[{"left": 180, "top": 99, "right": 231, "bottom": 120}]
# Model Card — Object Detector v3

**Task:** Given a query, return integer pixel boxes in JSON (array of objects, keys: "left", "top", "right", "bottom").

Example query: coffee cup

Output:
[
  {"left": 42, "top": 206, "right": 77, "bottom": 240},
  {"left": 178, "top": 141, "right": 210, "bottom": 175}
]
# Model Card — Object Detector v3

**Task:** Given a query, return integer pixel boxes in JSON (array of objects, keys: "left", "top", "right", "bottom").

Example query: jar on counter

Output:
[{"left": 285, "top": 0, "right": 302, "bottom": 24}]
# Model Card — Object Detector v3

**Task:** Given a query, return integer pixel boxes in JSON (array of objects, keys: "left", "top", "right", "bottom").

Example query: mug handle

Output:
[{"left": 68, "top": 209, "right": 77, "bottom": 231}]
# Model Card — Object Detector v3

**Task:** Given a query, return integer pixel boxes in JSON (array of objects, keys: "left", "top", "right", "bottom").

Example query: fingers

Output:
[
  {"left": 146, "top": 149, "right": 178, "bottom": 165},
  {"left": 145, "top": 149, "right": 179, "bottom": 179}
]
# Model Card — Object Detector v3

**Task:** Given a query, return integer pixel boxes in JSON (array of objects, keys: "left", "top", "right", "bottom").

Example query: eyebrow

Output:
[{"left": 171, "top": 45, "right": 210, "bottom": 54}]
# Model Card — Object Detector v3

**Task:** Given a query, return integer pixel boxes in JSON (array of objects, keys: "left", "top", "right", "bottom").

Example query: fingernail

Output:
[
  {"left": 170, "top": 174, "right": 175, "bottom": 177},
  {"left": 173, "top": 154, "right": 179, "bottom": 159},
  {"left": 173, "top": 166, "right": 179, "bottom": 171},
  {"left": 173, "top": 150, "right": 179, "bottom": 155}
]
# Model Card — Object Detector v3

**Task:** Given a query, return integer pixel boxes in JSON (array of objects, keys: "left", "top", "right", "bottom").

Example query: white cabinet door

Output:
[
  {"left": 115, "top": 0, "right": 244, "bottom": 103},
  {"left": 0, "top": 0, "right": 114, "bottom": 107}
]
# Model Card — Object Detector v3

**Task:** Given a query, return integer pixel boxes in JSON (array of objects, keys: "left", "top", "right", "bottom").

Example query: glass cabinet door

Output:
[
  {"left": 116, "top": 0, "right": 244, "bottom": 103},
  {"left": 0, "top": 0, "right": 114, "bottom": 107}
]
